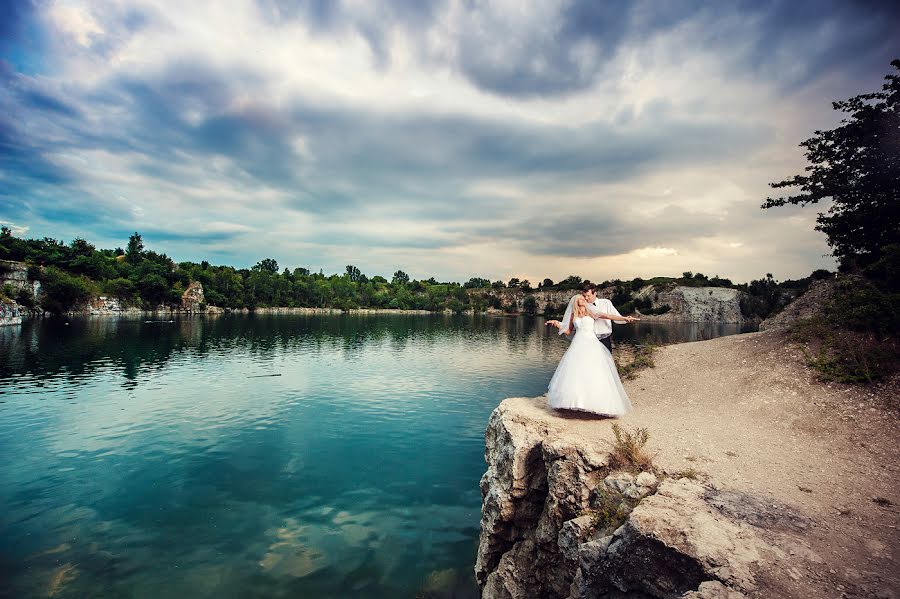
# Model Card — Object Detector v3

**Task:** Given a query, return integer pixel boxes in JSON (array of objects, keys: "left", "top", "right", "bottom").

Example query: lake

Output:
[{"left": 0, "top": 314, "right": 753, "bottom": 598}]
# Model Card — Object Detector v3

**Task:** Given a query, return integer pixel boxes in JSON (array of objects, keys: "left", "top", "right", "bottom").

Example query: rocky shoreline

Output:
[
  {"left": 476, "top": 397, "right": 810, "bottom": 598},
  {"left": 476, "top": 333, "right": 899, "bottom": 598}
]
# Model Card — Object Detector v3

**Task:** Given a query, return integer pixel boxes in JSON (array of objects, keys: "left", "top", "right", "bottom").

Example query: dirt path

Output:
[{"left": 623, "top": 331, "right": 899, "bottom": 598}]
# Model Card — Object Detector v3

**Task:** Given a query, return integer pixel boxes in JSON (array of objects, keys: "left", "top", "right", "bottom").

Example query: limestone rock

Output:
[
  {"left": 478, "top": 397, "right": 815, "bottom": 599},
  {"left": 634, "top": 285, "right": 745, "bottom": 324},
  {"left": 0, "top": 298, "right": 23, "bottom": 326},
  {"left": 636, "top": 472, "right": 658, "bottom": 488},
  {"left": 0, "top": 260, "right": 41, "bottom": 298},
  {"left": 181, "top": 281, "right": 205, "bottom": 311},
  {"left": 681, "top": 581, "right": 748, "bottom": 598}
]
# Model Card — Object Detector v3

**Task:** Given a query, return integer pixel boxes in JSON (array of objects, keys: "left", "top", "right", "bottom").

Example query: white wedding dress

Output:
[{"left": 547, "top": 315, "right": 632, "bottom": 416}]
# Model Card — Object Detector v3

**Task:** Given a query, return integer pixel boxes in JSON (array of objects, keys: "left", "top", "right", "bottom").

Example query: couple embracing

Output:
[{"left": 545, "top": 283, "right": 639, "bottom": 417}]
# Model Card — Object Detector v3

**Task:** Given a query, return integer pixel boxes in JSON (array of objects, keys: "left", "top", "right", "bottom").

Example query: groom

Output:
[{"left": 581, "top": 283, "right": 638, "bottom": 351}]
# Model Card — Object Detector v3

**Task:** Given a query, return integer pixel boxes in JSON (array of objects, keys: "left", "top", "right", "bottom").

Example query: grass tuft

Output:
[
  {"left": 609, "top": 424, "right": 654, "bottom": 473},
  {"left": 583, "top": 490, "right": 638, "bottom": 537},
  {"left": 615, "top": 341, "right": 656, "bottom": 380},
  {"left": 674, "top": 468, "right": 699, "bottom": 480}
]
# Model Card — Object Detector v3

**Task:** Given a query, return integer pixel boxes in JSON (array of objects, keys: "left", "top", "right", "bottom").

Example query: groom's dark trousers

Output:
[{"left": 598, "top": 335, "right": 612, "bottom": 352}]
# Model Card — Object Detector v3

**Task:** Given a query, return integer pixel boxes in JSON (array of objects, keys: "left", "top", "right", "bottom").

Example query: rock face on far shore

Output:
[
  {"left": 0, "top": 298, "right": 23, "bottom": 326},
  {"left": 181, "top": 281, "right": 205, "bottom": 312},
  {"left": 476, "top": 397, "right": 816, "bottom": 599},
  {"left": 635, "top": 286, "right": 745, "bottom": 324},
  {"left": 0, "top": 259, "right": 41, "bottom": 298}
]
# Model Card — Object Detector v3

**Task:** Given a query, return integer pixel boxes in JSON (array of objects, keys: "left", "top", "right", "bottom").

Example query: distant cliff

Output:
[
  {"left": 473, "top": 285, "right": 746, "bottom": 323},
  {"left": 0, "top": 261, "right": 39, "bottom": 325},
  {"left": 633, "top": 285, "right": 745, "bottom": 324},
  {"left": 0, "top": 260, "right": 41, "bottom": 298}
]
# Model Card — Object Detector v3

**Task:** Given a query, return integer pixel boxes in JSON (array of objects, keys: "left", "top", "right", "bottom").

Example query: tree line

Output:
[{"left": 1, "top": 227, "right": 822, "bottom": 319}]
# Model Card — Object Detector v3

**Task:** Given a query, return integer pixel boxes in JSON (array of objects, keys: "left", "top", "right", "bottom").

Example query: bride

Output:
[{"left": 545, "top": 295, "right": 633, "bottom": 417}]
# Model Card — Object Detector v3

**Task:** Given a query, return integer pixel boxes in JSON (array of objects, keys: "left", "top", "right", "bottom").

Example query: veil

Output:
[
  {"left": 558, "top": 294, "right": 580, "bottom": 336},
  {"left": 558, "top": 293, "right": 602, "bottom": 336}
]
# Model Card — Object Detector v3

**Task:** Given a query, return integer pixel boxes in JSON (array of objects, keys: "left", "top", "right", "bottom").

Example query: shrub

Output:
[
  {"left": 608, "top": 424, "right": 654, "bottom": 473},
  {"left": 793, "top": 317, "right": 897, "bottom": 384},
  {"left": 39, "top": 266, "right": 94, "bottom": 313},
  {"left": 584, "top": 490, "right": 637, "bottom": 536},
  {"left": 523, "top": 295, "right": 537, "bottom": 315},
  {"left": 103, "top": 277, "right": 136, "bottom": 300},
  {"left": 16, "top": 287, "right": 35, "bottom": 309},
  {"left": 789, "top": 263, "right": 900, "bottom": 383},
  {"left": 615, "top": 342, "right": 656, "bottom": 380}
]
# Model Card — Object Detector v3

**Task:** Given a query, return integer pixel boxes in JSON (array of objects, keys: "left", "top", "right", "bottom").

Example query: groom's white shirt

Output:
[{"left": 592, "top": 298, "right": 626, "bottom": 337}]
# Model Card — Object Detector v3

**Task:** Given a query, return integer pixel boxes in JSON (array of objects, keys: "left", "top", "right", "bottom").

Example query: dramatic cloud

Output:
[{"left": 1, "top": 0, "right": 897, "bottom": 281}]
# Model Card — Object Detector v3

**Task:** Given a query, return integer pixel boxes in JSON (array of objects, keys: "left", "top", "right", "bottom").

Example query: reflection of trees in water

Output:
[
  {"left": 2, "top": 315, "right": 537, "bottom": 383},
  {"left": 1, "top": 317, "right": 203, "bottom": 384},
  {"left": 0, "top": 315, "right": 753, "bottom": 385}
]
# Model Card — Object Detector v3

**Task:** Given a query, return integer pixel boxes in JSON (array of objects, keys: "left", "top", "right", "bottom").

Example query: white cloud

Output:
[
  {"left": 45, "top": 2, "right": 104, "bottom": 48},
  {"left": 3, "top": 0, "right": 888, "bottom": 281}
]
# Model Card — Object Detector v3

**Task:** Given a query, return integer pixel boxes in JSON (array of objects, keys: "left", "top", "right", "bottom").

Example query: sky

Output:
[{"left": 0, "top": 0, "right": 897, "bottom": 284}]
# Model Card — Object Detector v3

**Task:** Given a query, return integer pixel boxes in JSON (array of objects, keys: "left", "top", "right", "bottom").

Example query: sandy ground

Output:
[
  {"left": 512, "top": 330, "right": 899, "bottom": 598},
  {"left": 627, "top": 331, "right": 900, "bottom": 599}
]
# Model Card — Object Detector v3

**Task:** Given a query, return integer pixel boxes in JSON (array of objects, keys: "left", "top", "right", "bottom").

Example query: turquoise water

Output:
[{"left": 0, "top": 315, "right": 751, "bottom": 598}]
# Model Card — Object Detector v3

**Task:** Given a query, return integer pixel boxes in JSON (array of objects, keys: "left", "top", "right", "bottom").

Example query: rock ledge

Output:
[{"left": 477, "top": 397, "right": 818, "bottom": 599}]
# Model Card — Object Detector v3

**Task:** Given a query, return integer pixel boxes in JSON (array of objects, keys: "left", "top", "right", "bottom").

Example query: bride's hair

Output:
[{"left": 572, "top": 296, "right": 589, "bottom": 318}]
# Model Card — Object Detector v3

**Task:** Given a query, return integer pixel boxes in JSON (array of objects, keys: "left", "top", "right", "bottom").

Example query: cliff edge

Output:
[{"left": 477, "top": 332, "right": 899, "bottom": 598}]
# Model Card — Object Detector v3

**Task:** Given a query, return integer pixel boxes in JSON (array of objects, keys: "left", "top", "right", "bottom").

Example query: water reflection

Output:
[{"left": 0, "top": 314, "right": 754, "bottom": 599}]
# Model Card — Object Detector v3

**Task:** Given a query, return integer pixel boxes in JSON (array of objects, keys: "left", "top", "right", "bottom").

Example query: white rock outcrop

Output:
[
  {"left": 636, "top": 286, "right": 745, "bottom": 323},
  {"left": 0, "top": 260, "right": 41, "bottom": 300},
  {"left": 477, "top": 397, "right": 816, "bottom": 599}
]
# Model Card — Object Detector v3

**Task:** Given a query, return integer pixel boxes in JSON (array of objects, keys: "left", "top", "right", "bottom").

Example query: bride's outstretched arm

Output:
[
  {"left": 586, "top": 305, "right": 639, "bottom": 322},
  {"left": 546, "top": 320, "right": 574, "bottom": 335}
]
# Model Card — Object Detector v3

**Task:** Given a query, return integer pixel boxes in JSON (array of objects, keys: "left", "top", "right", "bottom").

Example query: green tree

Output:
[
  {"left": 464, "top": 277, "right": 490, "bottom": 289},
  {"left": 392, "top": 270, "right": 409, "bottom": 285},
  {"left": 523, "top": 295, "right": 537, "bottom": 315},
  {"left": 763, "top": 60, "right": 900, "bottom": 268},
  {"left": 125, "top": 232, "right": 144, "bottom": 263},
  {"left": 39, "top": 267, "right": 94, "bottom": 313},
  {"left": 253, "top": 258, "right": 279, "bottom": 274},
  {"left": 346, "top": 264, "right": 362, "bottom": 282},
  {"left": 559, "top": 275, "right": 582, "bottom": 289}
]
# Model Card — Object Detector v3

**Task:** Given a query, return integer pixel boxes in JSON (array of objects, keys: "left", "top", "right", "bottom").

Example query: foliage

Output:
[
  {"left": 738, "top": 271, "right": 830, "bottom": 320},
  {"left": 125, "top": 232, "right": 144, "bottom": 264},
  {"left": 464, "top": 277, "right": 490, "bottom": 289},
  {"left": 16, "top": 287, "right": 36, "bottom": 309},
  {"left": 615, "top": 342, "right": 656, "bottom": 380},
  {"left": 0, "top": 229, "right": 855, "bottom": 322},
  {"left": 584, "top": 489, "right": 637, "bottom": 536},
  {"left": 38, "top": 267, "right": 95, "bottom": 314},
  {"left": 790, "top": 260, "right": 900, "bottom": 383},
  {"left": 763, "top": 60, "right": 900, "bottom": 268},
  {"left": 608, "top": 424, "right": 654, "bottom": 473},
  {"left": 522, "top": 295, "right": 537, "bottom": 315},
  {"left": 392, "top": 270, "right": 410, "bottom": 285}
]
